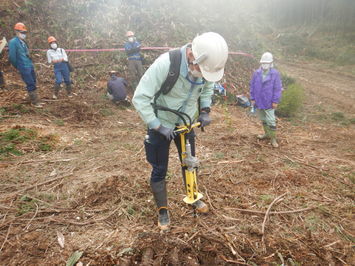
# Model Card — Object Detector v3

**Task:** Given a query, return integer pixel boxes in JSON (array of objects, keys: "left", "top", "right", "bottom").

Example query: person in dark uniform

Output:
[{"left": 107, "top": 71, "right": 129, "bottom": 105}]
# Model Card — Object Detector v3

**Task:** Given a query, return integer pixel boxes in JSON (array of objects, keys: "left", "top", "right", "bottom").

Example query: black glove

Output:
[
  {"left": 156, "top": 125, "right": 176, "bottom": 141},
  {"left": 197, "top": 112, "right": 211, "bottom": 127}
]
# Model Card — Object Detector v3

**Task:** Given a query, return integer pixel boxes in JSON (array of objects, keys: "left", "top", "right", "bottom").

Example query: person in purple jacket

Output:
[{"left": 250, "top": 52, "right": 282, "bottom": 148}]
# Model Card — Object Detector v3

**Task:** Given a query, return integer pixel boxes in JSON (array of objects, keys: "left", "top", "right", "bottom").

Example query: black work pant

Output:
[{"left": 144, "top": 128, "right": 196, "bottom": 183}]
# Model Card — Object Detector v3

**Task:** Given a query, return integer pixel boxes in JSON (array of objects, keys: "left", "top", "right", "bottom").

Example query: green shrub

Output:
[
  {"left": 0, "top": 107, "right": 6, "bottom": 116},
  {"left": 331, "top": 112, "right": 345, "bottom": 121},
  {"left": 330, "top": 112, "right": 354, "bottom": 125},
  {"left": 336, "top": 48, "right": 355, "bottom": 65},
  {"left": 0, "top": 128, "right": 36, "bottom": 143},
  {"left": 277, "top": 83, "right": 304, "bottom": 117},
  {"left": 100, "top": 108, "right": 114, "bottom": 116},
  {"left": 281, "top": 73, "right": 296, "bottom": 88},
  {"left": 0, "top": 128, "right": 35, "bottom": 159},
  {"left": 0, "top": 127, "right": 57, "bottom": 159},
  {"left": 17, "top": 195, "right": 38, "bottom": 216},
  {"left": 54, "top": 119, "right": 65, "bottom": 126},
  {"left": 38, "top": 143, "right": 52, "bottom": 151},
  {"left": 0, "top": 144, "right": 23, "bottom": 157}
]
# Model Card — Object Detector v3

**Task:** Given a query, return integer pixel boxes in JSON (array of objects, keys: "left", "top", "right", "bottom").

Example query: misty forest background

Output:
[{"left": 1, "top": 0, "right": 354, "bottom": 67}]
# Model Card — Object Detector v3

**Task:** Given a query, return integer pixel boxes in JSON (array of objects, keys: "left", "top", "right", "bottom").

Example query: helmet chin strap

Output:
[{"left": 186, "top": 74, "right": 205, "bottom": 85}]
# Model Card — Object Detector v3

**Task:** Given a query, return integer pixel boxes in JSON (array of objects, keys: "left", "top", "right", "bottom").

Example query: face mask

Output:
[
  {"left": 51, "top": 43, "right": 57, "bottom": 49},
  {"left": 261, "top": 63, "right": 271, "bottom": 70},
  {"left": 19, "top": 33, "right": 26, "bottom": 40},
  {"left": 128, "top": 37, "right": 134, "bottom": 42},
  {"left": 190, "top": 69, "right": 203, "bottom": 78}
]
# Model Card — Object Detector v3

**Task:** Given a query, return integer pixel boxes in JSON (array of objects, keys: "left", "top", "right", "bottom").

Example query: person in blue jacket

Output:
[
  {"left": 124, "top": 31, "right": 144, "bottom": 89},
  {"left": 250, "top": 52, "right": 283, "bottom": 148},
  {"left": 8, "top": 23, "right": 43, "bottom": 107}
]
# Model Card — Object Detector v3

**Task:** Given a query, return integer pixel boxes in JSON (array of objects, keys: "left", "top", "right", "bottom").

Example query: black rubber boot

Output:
[
  {"left": 269, "top": 127, "right": 279, "bottom": 148},
  {"left": 66, "top": 84, "right": 73, "bottom": 97},
  {"left": 158, "top": 208, "right": 170, "bottom": 231},
  {"left": 257, "top": 122, "right": 269, "bottom": 140},
  {"left": 53, "top": 84, "right": 60, "bottom": 99},
  {"left": 28, "top": 90, "right": 43, "bottom": 108},
  {"left": 0, "top": 71, "right": 5, "bottom": 89},
  {"left": 150, "top": 180, "right": 170, "bottom": 231}
]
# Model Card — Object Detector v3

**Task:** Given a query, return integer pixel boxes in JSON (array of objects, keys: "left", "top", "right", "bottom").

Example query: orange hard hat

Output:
[
  {"left": 48, "top": 36, "right": 57, "bottom": 44},
  {"left": 126, "top": 31, "right": 134, "bottom": 37},
  {"left": 14, "top": 22, "right": 27, "bottom": 32}
]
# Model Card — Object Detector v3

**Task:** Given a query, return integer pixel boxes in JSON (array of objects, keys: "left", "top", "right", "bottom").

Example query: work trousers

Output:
[
  {"left": 128, "top": 60, "right": 144, "bottom": 87},
  {"left": 256, "top": 108, "right": 277, "bottom": 130},
  {"left": 18, "top": 66, "right": 37, "bottom": 92},
  {"left": 54, "top": 62, "right": 71, "bottom": 85},
  {"left": 144, "top": 129, "right": 196, "bottom": 183}
]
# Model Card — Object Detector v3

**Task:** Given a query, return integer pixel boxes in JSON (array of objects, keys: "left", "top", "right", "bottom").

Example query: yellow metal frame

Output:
[{"left": 176, "top": 123, "right": 203, "bottom": 204}]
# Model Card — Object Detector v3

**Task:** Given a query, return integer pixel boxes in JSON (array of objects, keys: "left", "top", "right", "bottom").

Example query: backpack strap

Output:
[
  {"left": 160, "top": 49, "right": 182, "bottom": 94},
  {"left": 152, "top": 48, "right": 182, "bottom": 116}
]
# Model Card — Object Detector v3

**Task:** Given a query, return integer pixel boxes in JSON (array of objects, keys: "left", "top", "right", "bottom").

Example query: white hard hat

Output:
[
  {"left": 191, "top": 32, "right": 229, "bottom": 82},
  {"left": 260, "top": 52, "right": 273, "bottom": 63}
]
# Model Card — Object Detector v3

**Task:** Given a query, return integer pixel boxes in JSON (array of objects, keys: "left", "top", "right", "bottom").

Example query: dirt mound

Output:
[
  {"left": 45, "top": 100, "right": 103, "bottom": 124},
  {"left": 82, "top": 175, "right": 126, "bottom": 207},
  {"left": 130, "top": 232, "right": 226, "bottom": 265},
  {"left": 0, "top": 229, "right": 54, "bottom": 265}
]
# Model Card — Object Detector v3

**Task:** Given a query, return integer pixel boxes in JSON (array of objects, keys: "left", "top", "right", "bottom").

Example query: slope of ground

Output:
[
  {"left": 0, "top": 60, "right": 354, "bottom": 265},
  {"left": 280, "top": 61, "right": 355, "bottom": 114}
]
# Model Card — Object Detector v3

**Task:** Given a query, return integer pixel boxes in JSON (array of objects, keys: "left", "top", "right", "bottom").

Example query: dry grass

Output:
[{"left": 0, "top": 86, "right": 354, "bottom": 264}]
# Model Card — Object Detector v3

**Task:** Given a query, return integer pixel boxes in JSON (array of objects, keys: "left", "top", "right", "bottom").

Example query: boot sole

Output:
[
  {"left": 158, "top": 222, "right": 170, "bottom": 232},
  {"left": 196, "top": 205, "right": 209, "bottom": 213}
]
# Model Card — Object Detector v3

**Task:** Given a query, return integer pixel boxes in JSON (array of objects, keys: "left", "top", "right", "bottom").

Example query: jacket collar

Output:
[
  {"left": 257, "top": 68, "right": 275, "bottom": 82},
  {"left": 180, "top": 44, "right": 189, "bottom": 77},
  {"left": 15, "top": 36, "right": 28, "bottom": 47}
]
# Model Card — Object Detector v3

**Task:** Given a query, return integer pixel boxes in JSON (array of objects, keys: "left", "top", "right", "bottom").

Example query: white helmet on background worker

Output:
[
  {"left": 260, "top": 52, "right": 274, "bottom": 70},
  {"left": 191, "top": 32, "right": 229, "bottom": 82},
  {"left": 260, "top": 52, "right": 273, "bottom": 63}
]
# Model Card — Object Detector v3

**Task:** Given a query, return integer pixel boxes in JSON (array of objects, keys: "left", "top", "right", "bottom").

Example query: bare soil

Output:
[
  {"left": 0, "top": 62, "right": 354, "bottom": 265},
  {"left": 280, "top": 61, "right": 355, "bottom": 114}
]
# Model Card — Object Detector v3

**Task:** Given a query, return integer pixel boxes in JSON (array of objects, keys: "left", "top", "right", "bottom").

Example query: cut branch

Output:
[
  {"left": 261, "top": 193, "right": 287, "bottom": 250},
  {"left": 224, "top": 205, "right": 319, "bottom": 215}
]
